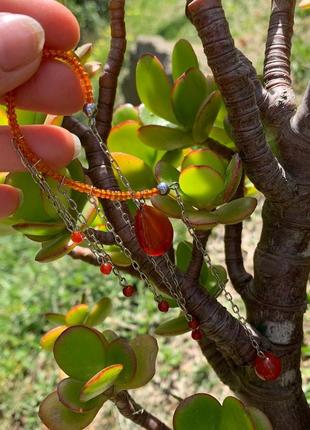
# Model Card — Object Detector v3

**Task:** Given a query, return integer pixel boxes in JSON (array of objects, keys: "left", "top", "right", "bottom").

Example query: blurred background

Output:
[{"left": 0, "top": 1, "right": 309, "bottom": 428}]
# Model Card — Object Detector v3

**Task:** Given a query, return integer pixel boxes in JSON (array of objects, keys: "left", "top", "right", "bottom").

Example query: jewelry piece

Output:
[{"left": 4, "top": 48, "right": 282, "bottom": 370}]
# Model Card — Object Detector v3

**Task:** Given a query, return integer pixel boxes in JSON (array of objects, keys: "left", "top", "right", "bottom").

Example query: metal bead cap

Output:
[
  {"left": 83, "top": 103, "right": 97, "bottom": 118},
  {"left": 157, "top": 182, "right": 170, "bottom": 196}
]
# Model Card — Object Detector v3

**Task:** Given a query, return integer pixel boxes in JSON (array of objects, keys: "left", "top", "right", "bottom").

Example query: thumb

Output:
[{"left": 0, "top": 13, "right": 45, "bottom": 97}]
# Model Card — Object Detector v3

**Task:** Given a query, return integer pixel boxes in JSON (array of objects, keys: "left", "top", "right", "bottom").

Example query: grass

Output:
[{"left": 0, "top": 1, "right": 309, "bottom": 429}]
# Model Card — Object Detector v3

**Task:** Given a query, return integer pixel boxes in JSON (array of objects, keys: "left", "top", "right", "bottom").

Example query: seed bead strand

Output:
[{"left": 5, "top": 49, "right": 160, "bottom": 202}]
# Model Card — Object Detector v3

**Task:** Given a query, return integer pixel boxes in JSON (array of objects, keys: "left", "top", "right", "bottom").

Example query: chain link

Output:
[
  {"left": 172, "top": 183, "right": 264, "bottom": 356},
  {"left": 88, "top": 121, "right": 192, "bottom": 318}
]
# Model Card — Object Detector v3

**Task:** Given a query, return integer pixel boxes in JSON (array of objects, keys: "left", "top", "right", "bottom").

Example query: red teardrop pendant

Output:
[
  {"left": 254, "top": 352, "right": 281, "bottom": 381},
  {"left": 135, "top": 205, "right": 174, "bottom": 257}
]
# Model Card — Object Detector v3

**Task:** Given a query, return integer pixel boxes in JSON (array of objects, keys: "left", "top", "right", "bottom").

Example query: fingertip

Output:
[{"left": 0, "top": 184, "right": 23, "bottom": 218}]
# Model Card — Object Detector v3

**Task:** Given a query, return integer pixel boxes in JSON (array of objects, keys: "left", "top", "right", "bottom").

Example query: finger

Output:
[
  {"left": 13, "top": 61, "right": 85, "bottom": 114},
  {"left": 0, "top": 184, "right": 23, "bottom": 218},
  {"left": 0, "top": 13, "right": 45, "bottom": 96},
  {"left": 0, "top": 0, "right": 79, "bottom": 50},
  {"left": 0, "top": 125, "right": 81, "bottom": 171}
]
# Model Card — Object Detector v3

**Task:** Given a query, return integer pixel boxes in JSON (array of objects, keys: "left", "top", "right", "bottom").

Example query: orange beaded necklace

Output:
[{"left": 4, "top": 48, "right": 160, "bottom": 202}]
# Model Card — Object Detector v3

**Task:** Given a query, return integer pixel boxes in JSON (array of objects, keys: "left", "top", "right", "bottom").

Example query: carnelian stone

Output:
[
  {"left": 100, "top": 263, "right": 113, "bottom": 275},
  {"left": 135, "top": 205, "right": 173, "bottom": 257},
  {"left": 191, "top": 328, "right": 204, "bottom": 341},
  {"left": 123, "top": 285, "right": 136, "bottom": 297},
  {"left": 71, "top": 231, "right": 84, "bottom": 244},
  {"left": 254, "top": 352, "right": 281, "bottom": 381},
  {"left": 158, "top": 300, "right": 170, "bottom": 313},
  {"left": 188, "top": 318, "right": 200, "bottom": 330}
]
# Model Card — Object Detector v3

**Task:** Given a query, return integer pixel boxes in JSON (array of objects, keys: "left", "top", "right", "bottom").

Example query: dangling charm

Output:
[
  {"left": 135, "top": 205, "right": 174, "bottom": 257},
  {"left": 123, "top": 285, "right": 136, "bottom": 297},
  {"left": 158, "top": 300, "right": 170, "bottom": 313},
  {"left": 254, "top": 352, "right": 281, "bottom": 381},
  {"left": 71, "top": 231, "right": 85, "bottom": 244}
]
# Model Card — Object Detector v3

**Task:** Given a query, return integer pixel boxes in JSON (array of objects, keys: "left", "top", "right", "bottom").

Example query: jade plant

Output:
[
  {"left": 2, "top": 0, "right": 310, "bottom": 429},
  {"left": 39, "top": 297, "right": 159, "bottom": 430}
]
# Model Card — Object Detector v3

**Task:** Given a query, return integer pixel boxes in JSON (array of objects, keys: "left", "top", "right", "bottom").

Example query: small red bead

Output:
[
  {"left": 123, "top": 285, "right": 136, "bottom": 297},
  {"left": 188, "top": 318, "right": 200, "bottom": 330},
  {"left": 191, "top": 328, "right": 204, "bottom": 341},
  {"left": 100, "top": 262, "right": 113, "bottom": 275},
  {"left": 71, "top": 231, "right": 84, "bottom": 244},
  {"left": 158, "top": 300, "right": 170, "bottom": 313},
  {"left": 254, "top": 352, "right": 281, "bottom": 381}
]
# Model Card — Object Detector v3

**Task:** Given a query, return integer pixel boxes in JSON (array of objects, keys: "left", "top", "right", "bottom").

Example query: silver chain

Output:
[
  {"left": 88, "top": 120, "right": 191, "bottom": 318},
  {"left": 171, "top": 184, "right": 264, "bottom": 356}
]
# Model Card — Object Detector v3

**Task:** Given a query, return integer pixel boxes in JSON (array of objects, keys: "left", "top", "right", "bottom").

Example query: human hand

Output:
[{"left": 0, "top": 0, "right": 85, "bottom": 218}]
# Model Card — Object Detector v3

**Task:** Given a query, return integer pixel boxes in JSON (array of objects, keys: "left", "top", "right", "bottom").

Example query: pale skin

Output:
[{"left": 0, "top": 0, "right": 85, "bottom": 218}]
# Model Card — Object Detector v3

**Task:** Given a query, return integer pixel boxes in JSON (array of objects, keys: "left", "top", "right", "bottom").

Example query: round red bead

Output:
[
  {"left": 191, "top": 328, "right": 204, "bottom": 341},
  {"left": 254, "top": 352, "right": 281, "bottom": 381},
  {"left": 71, "top": 231, "right": 84, "bottom": 244},
  {"left": 135, "top": 205, "right": 174, "bottom": 257},
  {"left": 188, "top": 318, "right": 200, "bottom": 330},
  {"left": 158, "top": 300, "right": 170, "bottom": 313},
  {"left": 123, "top": 285, "right": 135, "bottom": 297},
  {"left": 100, "top": 262, "right": 113, "bottom": 275}
]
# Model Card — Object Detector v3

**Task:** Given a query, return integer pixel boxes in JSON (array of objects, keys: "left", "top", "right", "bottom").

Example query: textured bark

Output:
[
  {"left": 187, "top": 1, "right": 310, "bottom": 429},
  {"left": 112, "top": 391, "right": 171, "bottom": 430}
]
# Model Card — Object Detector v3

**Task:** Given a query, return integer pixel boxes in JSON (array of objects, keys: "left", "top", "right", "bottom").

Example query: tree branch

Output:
[
  {"left": 112, "top": 391, "right": 171, "bottom": 430},
  {"left": 291, "top": 81, "right": 310, "bottom": 141},
  {"left": 95, "top": 0, "right": 127, "bottom": 142},
  {"left": 187, "top": 0, "right": 294, "bottom": 203},
  {"left": 264, "top": 0, "right": 296, "bottom": 91},
  {"left": 185, "top": 231, "right": 210, "bottom": 283},
  {"left": 224, "top": 177, "right": 253, "bottom": 295}
]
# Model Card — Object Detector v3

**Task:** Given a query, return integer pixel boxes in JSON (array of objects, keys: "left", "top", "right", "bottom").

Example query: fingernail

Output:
[
  {"left": 0, "top": 13, "right": 45, "bottom": 72},
  {"left": 71, "top": 133, "right": 82, "bottom": 159}
]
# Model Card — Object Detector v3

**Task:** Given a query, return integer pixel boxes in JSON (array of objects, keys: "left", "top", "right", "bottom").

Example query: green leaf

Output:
[
  {"left": 179, "top": 165, "right": 225, "bottom": 208},
  {"left": 127, "top": 335, "right": 158, "bottom": 389},
  {"left": 155, "top": 160, "right": 180, "bottom": 184},
  {"left": 182, "top": 148, "right": 227, "bottom": 176},
  {"left": 112, "top": 152, "right": 156, "bottom": 190},
  {"left": 58, "top": 378, "right": 106, "bottom": 413},
  {"left": 106, "top": 339, "right": 137, "bottom": 388},
  {"left": 192, "top": 91, "right": 222, "bottom": 143},
  {"left": 16, "top": 108, "right": 46, "bottom": 125},
  {"left": 42, "top": 174, "right": 71, "bottom": 219},
  {"left": 5, "top": 172, "right": 58, "bottom": 222},
  {"left": 151, "top": 194, "right": 182, "bottom": 219},
  {"left": 80, "top": 364, "right": 124, "bottom": 402},
  {"left": 13, "top": 221, "right": 65, "bottom": 236},
  {"left": 108, "top": 120, "right": 157, "bottom": 167},
  {"left": 176, "top": 241, "right": 192, "bottom": 272},
  {"left": 172, "top": 68, "right": 208, "bottom": 129},
  {"left": 136, "top": 54, "right": 177, "bottom": 124},
  {"left": 246, "top": 407, "right": 273, "bottom": 430},
  {"left": 112, "top": 104, "right": 139, "bottom": 126},
  {"left": 222, "top": 154, "right": 243, "bottom": 202},
  {"left": 67, "top": 159, "right": 88, "bottom": 214},
  {"left": 155, "top": 313, "right": 190, "bottom": 336},
  {"left": 138, "top": 125, "right": 194, "bottom": 151},
  {"left": 172, "top": 39, "right": 199, "bottom": 80},
  {"left": 160, "top": 149, "right": 184, "bottom": 168},
  {"left": 35, "top": 232, "right": 76, "bottom": 263},
  {"left": 40, "top": 326, "right": 68, "bottom": 351},
  {"left": 65, "top": 304, "right": 89, "bottom": 326},
  {"left": 219, "top": 397, "right": 254, "bottom": 430},
  {"left": 44, "top": 313, "right": 66, "bottom": 325},
  {"left": 138, "top": 104, "right": 172, "bottom": 127},
  {"left": 209, "top": 127, "right": 235, "bottom": 149},
  {"left": 200, "top": 265, "right": 227, "bottom": 297},
  {"left": 213, "top": 197, "right": 257, "bottom": 225},
  {"left": 39, "top": 391, "right": 99, "bottom": 430},
  {"left": 85, "top": 298, "right": 113, "bottom": 327},
  {"left": 54, "top": 326, "right": 108, "bottom": 381},
  {"left": 173, "top": 394, "right": 221, "bottom": 430},
  {"left": 101, "top": 330, "right": 119, "bottom": 343},
  {"left": 186, "top": 210, "right": 218, "bottom": 231}
]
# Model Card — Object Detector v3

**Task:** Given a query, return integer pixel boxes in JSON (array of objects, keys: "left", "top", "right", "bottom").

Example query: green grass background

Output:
[{"left": 0, "top": 1, "right": 309, "bottom": 428}]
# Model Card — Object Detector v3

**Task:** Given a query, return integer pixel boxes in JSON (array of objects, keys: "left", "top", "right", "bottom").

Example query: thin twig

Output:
[{"left": 112, "top": 391, "right": 172, "bottom": 430}]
